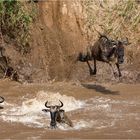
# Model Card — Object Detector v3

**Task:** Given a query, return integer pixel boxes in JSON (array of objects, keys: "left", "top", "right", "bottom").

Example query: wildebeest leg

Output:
[
  {"left": 93, "top": 58, "right": 97, "bottom": 74},
  {"left": 10, "top": 70, "right": 16, "bottom": 80},
  {"left": 86, "top": 61, "right": 96, "bottom": 75},
  {"left": 3, "top": 67, "right": 8, "bottom": 78},
  {"left": 116, "top": 63, "right": 122, "bottom": 77},
  {"left": 109, "top": 63, "right": 117, "bottom": 78}
]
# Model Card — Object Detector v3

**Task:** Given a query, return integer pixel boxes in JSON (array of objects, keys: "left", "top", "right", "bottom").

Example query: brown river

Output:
[{"left": 0, "top": 79, "right": 140, "bottom": 139}]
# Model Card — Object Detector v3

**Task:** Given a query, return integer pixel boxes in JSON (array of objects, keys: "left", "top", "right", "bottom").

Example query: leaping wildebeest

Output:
[
  {"left": 0, "top": 96, "right": 4, "bottom": 109},
  {"left": 78, "top": 34, "right": 130, "bottom": 77},
  {"left": 42, "top": 100, "right": 73, "bottom": 129}
]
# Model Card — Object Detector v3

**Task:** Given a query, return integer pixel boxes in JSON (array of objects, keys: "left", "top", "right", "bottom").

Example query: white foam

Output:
[
  {"left": 1, "top": 93, "right": 139, "bottom": 131},
  {"left": 36, "top": 91, "right": 85, "bottom": 111},
  {"left": 0, "top": 91, "right": 85, "bottom": 128},
  {"left": 56, "top": 120, "right": 94, "bottom": 130},
  {"left": 73, "top": 120, "right": 94, "bottom": 130}
]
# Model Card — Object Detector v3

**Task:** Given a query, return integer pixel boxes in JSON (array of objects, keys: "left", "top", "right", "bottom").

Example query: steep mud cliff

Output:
[
  {"left": 2, "top": 1, "right": 85, "bottom": 83},
  {"left": 28, "top": 1, "right": 86, "bottom": 82},
  {"left": 1, "top": 0, "right": 140, "bottom": 83}
]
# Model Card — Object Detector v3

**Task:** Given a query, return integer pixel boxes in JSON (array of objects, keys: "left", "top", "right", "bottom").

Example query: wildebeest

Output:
[
  {"left": 0, "top": 47, "right": 19, "bottom": 81},
  {"left": 78, "top": 34, "right": 130, "bottom": 77},
  {"left": 0, "top": 96, "right": 4, "bottom": 109},
  {"left": 42, "top": 100, "right": 73, "bottom": 129},
  {"left": 4, "top": 67, "right": 19, "bottom": 81}
]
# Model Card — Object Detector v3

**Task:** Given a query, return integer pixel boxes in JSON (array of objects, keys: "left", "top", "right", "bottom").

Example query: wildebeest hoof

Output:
[
  {"left": 90, "top": 71, "right": 96, "bottom": 75},
  {"left": 119, "top": 74, "right": 122, "bottom": 77},
  {"left": 113, "top": 72, "right": 118, "bottom": 78}
]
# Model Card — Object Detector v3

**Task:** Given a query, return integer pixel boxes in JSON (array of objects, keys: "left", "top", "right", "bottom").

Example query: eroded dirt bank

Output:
[
  {"left": 0, "top": 79, "right": 140, "bottom": 139},
  {"left": 4, "top": 1, "right": 87, "bottom": 83},
  {"left": 0, "top": 1, "right": 140, "bottom": 139},
  {"left": 2, "top": 1, "right": 139, "bottom": 84}
]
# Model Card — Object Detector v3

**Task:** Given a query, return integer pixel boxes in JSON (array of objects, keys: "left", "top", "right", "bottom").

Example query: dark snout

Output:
[
  {"left": 50, "top": 122, "right": 57, "bottom": 129},
  {"left": 118, "top": 59, "right": 124, "bottom": 64},
  {"left": 50, "top": 111, "right": 58, "bottom": 129},
  {"left": 118, "top": 56, "right": 124, "bottom": 64}
]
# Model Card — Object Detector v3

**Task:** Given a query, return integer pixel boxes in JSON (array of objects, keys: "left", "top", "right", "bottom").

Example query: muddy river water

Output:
[{"left": 0, "top": 79, "right": 140, "bottom": 139}]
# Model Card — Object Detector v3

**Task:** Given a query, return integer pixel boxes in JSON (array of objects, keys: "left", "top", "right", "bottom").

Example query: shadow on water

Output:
[{"left": 82, "top": 83, "right": 119, "bottom": 95}]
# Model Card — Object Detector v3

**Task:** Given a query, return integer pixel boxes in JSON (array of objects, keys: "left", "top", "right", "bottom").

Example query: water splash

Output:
[
  {"left": 1, "top": 93, "right": 140, "bottom": 131},
  {"left": 0, "top": 91, "right": 85, "bottom": 128}
]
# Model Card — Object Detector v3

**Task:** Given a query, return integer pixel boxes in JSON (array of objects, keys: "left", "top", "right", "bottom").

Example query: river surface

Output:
[{"left": 0, "top": 79, "right": 140, "bottom": 139}]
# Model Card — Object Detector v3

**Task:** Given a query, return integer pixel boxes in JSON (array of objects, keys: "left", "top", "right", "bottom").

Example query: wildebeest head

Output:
[
  {"left": 0, "top": 96, "right": 4, "bottom": 109},
  {"left": 112, "top": 38, "right": 130, "bottom": 64},
  {"left": 42, "top": 100, "right": 63, "bottom": 129}
]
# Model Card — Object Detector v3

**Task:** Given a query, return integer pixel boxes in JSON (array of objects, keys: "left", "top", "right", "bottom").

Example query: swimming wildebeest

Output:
[
  {"left": 0, "top": 96, "right": 4, "bottom": 109},
  {"left": 78, "top": 34, "right": 130, "bottom": 77},
  {"left": 42, "top": 100, "right": 73, "bottom": 129}
]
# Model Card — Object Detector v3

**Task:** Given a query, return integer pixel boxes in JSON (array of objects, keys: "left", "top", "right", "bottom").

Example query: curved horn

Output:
[
  {"left": 58, "top": 100, "right": 63, "bottom": 108},
  {"left": 45, "top": 101, "right": 51, "bottom": 108},
  {"left": 99, "top": 34, "right": 109, "bottom": 41},
  {"left": 94, "top": 28, "right": 108, "bottom": 39},
  {"left": 0, "top": 96, "right": 4, "bottom": 103}
]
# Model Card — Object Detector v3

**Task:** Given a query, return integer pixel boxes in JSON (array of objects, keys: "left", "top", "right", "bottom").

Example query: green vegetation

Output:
[{"left": 0, "top": 0, "right": 37, "bottom": 54}]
